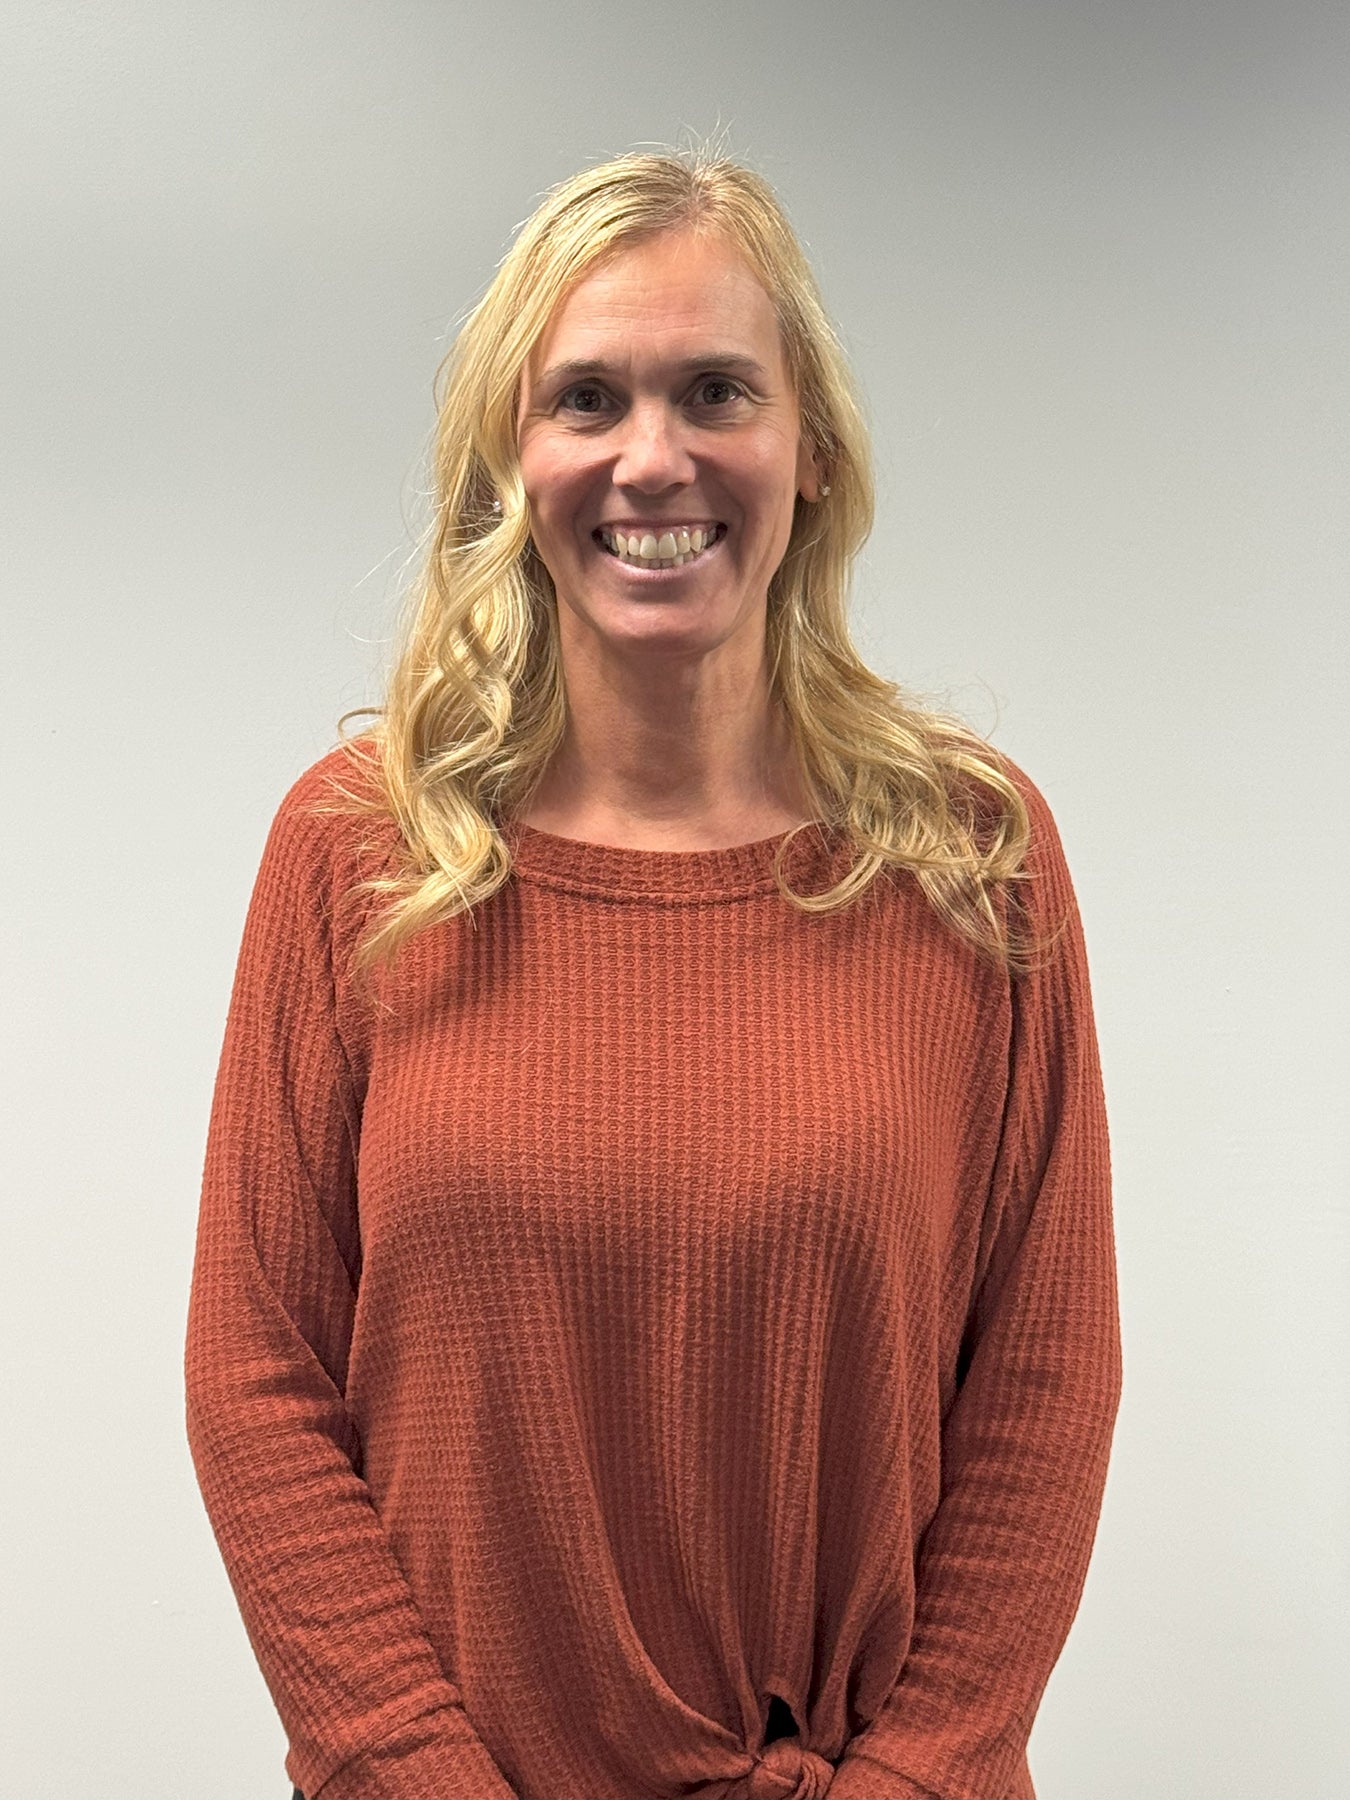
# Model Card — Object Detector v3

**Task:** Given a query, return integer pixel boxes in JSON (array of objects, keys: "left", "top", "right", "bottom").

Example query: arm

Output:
[
  {"left": 828, "top": 778, "right": 1123, "bottom": 1800},
  {"left": 184, "top": 772, "right": 517, "bottom": 1800}
]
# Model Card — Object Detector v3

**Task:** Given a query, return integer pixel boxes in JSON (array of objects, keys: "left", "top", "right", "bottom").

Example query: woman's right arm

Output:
[{"left": 184, "top": 769, "right": 517, "bottom": 1800}]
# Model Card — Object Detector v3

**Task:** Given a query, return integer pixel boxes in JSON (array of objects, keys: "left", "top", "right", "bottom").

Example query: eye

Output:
[
  {"left": 557, "top": 382, "right": 611, "bottom": 415},
  {"left": 693, "top": 376, "right": 745, "bottom": 407}
]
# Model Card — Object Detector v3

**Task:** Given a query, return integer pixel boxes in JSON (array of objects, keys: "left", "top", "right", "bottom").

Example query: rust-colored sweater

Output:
[{"left": 185, "top": 741, "right": 1122, "bottom": 1800}]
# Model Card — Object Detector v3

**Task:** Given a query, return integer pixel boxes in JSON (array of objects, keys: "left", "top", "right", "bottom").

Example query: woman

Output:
[{"left": 185, "top": 147, "right": 1122, "bottom": 1800}]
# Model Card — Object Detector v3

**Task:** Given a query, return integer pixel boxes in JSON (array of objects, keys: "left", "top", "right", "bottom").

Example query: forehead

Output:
[{"left": 526, "top": 228, "right": 784, "bottom": 380}]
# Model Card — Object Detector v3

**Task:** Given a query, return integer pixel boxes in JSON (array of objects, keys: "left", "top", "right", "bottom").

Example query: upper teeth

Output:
[{"left": 601, "top": 526, "right": 719, "bottom": 565}]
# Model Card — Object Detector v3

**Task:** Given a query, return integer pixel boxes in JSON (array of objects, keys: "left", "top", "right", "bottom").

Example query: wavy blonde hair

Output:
[{"left": 315, "top": 142, "right": 1061, "bottom": 981}]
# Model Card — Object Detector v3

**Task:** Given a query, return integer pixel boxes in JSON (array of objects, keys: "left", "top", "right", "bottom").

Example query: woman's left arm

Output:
[{"left": 828, "top": 777, "right": 1124, "bottom": 1800}]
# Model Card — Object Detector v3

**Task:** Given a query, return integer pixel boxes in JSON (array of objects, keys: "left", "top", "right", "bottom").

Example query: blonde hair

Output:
[{"left": 316, "top": 142, "right": 1062, "bottom": 981}]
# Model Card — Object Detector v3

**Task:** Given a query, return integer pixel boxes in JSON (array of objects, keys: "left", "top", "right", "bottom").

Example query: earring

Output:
[
  {"left": 491, "top": 498, "right": 502, "bottom": 514},
  {"left": 819, "top": 483, "right": 831, "bottom": 498}
]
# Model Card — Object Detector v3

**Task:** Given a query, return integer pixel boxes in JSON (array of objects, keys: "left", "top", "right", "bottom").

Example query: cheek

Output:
[
  {"left": 744, "top": 436, "right": 801, "bottom": 502},
  {"left": 525, "top": 449, "right": 598, "bottom": 522},
  {"left": 745, "top": 457, "right": 801, "bottom": 536}
]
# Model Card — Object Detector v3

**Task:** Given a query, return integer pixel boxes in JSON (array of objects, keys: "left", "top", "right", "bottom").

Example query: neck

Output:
[{"left": 521, "top": 686, "right": 812, "bottom": 844}]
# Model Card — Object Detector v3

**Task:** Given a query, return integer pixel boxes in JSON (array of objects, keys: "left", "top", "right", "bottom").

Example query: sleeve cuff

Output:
[{"left": 306, "top": 1706, "right": 518, "bottom": 1800}]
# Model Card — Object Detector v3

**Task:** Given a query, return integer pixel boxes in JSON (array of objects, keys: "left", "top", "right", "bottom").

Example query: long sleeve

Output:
[
  {"left": 184, "top": 775, "right": 517, "bottom": 1800},
  {"left": 827, "top": 782, "right": 1124, "bottom": 1800}
]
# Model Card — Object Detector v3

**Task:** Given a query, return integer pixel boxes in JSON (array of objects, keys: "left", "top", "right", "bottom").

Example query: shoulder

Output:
[
  {"left": 272, "top": 732, "right": 384, "bottom": 817},
  {"left": 1002, "top": 751, "right": 1070, "bottom": 878},
  {"left": 258, "top": 734, "right": 401, "bottom": 942},
  {"left": 269, "top": 734, "right": 393, "bottom": 847},
  {"left": 944, "top": 744, "right": 1085, "bottom": 973},
  {"left": 949, "top": 741, "right": 1068, "bottom": 872}
]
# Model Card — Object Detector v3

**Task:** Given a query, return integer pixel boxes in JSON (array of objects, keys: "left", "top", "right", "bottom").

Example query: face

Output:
[{"left": 516, "top": 226, "right": 821, "bottom": 660}]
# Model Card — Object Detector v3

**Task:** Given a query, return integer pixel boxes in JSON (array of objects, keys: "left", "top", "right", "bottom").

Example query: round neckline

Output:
[{"left": 501, "top": 815, "right": 840, "bottom": 903}]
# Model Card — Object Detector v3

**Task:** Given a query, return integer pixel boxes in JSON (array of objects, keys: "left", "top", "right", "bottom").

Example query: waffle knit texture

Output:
[{"left": 185, "top": 739, "right": 1122, "bottom": 1800}]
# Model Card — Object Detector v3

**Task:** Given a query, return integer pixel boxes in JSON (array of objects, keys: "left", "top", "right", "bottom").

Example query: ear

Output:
[{"left": 796, "top": 436, "right": 824, "bottom": 502}]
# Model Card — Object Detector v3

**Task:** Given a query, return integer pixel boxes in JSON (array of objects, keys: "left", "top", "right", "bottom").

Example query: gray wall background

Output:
[{"left": 3, "top": 3, "right": 1346, "bottom": 1797}]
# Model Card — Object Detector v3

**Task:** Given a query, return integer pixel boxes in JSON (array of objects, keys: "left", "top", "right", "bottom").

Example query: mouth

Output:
[{"left": 593, "top": 523, "right": 727, "bottom": 572}]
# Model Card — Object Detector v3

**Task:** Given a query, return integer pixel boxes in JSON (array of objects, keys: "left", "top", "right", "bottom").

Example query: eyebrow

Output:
[{"left": 534, "top": 352, "right": 770, "bottom": 390}]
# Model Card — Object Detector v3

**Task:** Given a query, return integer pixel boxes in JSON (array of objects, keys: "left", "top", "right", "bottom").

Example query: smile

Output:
[{"left": 594, "top": 523, "right": 727, "bottom": 570}]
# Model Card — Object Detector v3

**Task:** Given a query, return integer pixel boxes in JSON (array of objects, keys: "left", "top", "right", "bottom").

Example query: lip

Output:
[
  {"left": 591, "top": 523, "right": 727, "bottom": 582},
  {"left": 595, "top": 520, "right": 724, "bottom": 534}
]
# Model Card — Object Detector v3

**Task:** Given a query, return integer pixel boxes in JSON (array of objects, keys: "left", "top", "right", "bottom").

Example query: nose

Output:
[{"left": 610, "top": 399, "right": 697, "bottom": 492}]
